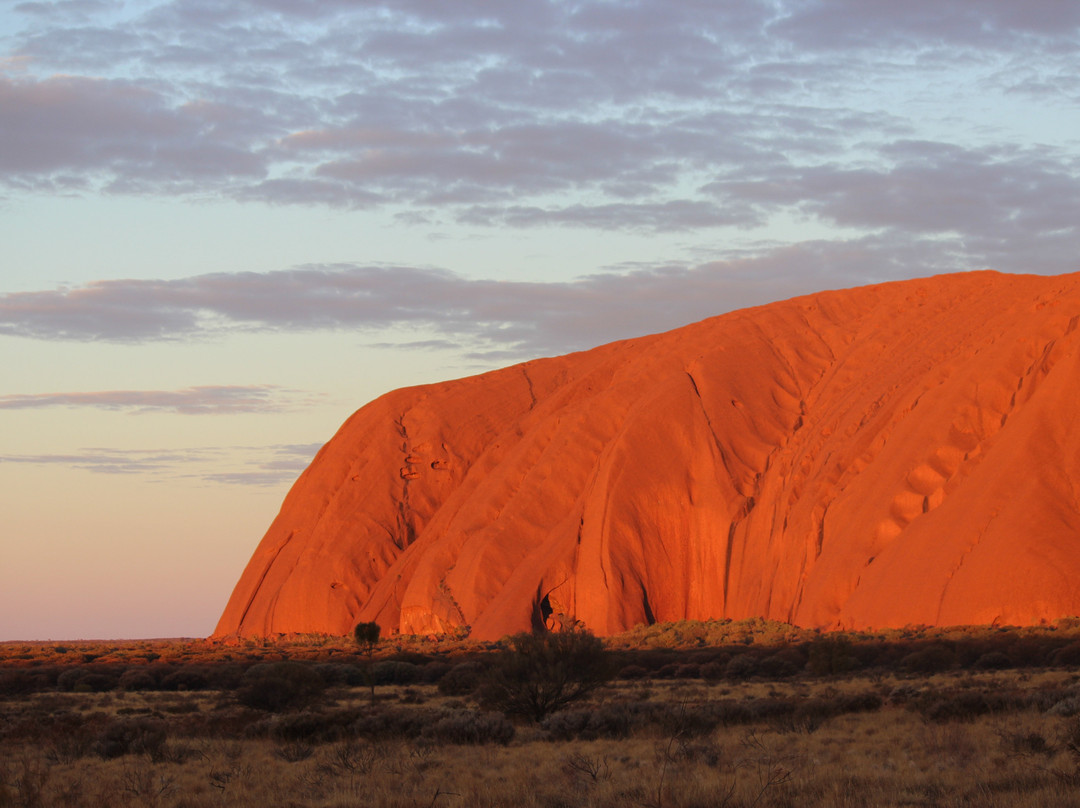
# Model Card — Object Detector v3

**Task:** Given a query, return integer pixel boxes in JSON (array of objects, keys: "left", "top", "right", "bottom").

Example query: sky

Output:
[{"left": 2, "top": 1, "right": 1079, "bottom": 640}]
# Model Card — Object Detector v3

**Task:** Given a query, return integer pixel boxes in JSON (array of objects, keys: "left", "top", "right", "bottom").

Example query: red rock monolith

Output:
[{"left": 215, "top": 271, "right": 1080, "bottom": 640}]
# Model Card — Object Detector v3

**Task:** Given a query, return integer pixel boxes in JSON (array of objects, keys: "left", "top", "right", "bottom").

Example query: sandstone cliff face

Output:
[{"left": 215, "top": 271, "right": 1080, "bottom": 640}]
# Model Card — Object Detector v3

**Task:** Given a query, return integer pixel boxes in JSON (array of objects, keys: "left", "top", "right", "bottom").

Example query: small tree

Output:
[
  {"left": 353, "top": 621, "right": 381, "bottom": 705},
  {"left": 353, "top": 621, "right": 381, "bottom": 652},
  {"left": 479, "top": 627, "right": 613, "bottom": 722}
]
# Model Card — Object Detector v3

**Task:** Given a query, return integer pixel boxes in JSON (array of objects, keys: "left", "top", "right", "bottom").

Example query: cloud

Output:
[
  {"left": 13, "top": 0, "right": 111, "bottom": 20},
  {"left": 457, "top": 200, "right": 760, "bottom": 232},
  {"left": 708, "top": 141, "right": 1080, "bottom": 271},
  {"left": 0, "top": 442, "right": 323, "bottom": 485},
  {"left": 0, "top": 385, "right": 313, "bottom": 414},
  {"left": 4, "top": 0, "right": 1075, "bottom": 242},
  {"left": 768, "top": 1, "right": 1080, "bottom": 51},
  {"left": 0, "top": 241, "right": 979, "bottom": 357},
  {"left": 0, "top": 74, "right": 267, "bottom": 189},
  {"left": 0, "top": 448, "right": 182, "bottom": 475}
]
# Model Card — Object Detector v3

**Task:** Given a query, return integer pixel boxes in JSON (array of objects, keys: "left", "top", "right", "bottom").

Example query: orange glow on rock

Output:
[{"left": 215, "top": 271, "right": 1080, "bottom": 640}]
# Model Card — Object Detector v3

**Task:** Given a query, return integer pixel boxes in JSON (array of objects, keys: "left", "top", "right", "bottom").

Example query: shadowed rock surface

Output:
[{"left": 215, "top": 271, "right": 1080, "bottom": 640}]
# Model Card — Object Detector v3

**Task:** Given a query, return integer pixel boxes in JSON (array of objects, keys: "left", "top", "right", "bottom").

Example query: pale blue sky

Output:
[{"left": 2, "top": 0, "right": 1079, "bottom": 639}]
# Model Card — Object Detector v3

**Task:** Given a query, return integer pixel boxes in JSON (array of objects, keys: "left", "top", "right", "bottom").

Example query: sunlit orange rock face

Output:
[{"left": 215, "top": 271, "right": 1080, "bottom": 640}]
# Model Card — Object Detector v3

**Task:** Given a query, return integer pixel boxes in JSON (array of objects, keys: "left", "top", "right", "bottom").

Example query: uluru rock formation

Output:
[{"left": 215, "top": 271, "right": 1080, "bottom": 640}]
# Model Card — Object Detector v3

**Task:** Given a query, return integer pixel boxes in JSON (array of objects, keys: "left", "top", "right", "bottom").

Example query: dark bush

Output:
[
  {"left": 392, "top": 652, "right": 433, "bottom": 666},
  {"left": 57, "top": 668, "right": 119, "bottom": 693},
  {"left": 1052, "top": 642, "right": 1080, "bottom": 667},
  {"left": 118, "top": 668, "right": 157, "bottom": 691},
  {"left": 420, "top": 661, "right": 452, "bottom": 684},
  {"left": 161, "top": 667, "right": 209, "bottom": 691},
  {"left": 728, "top": 698, "right": 794, "bottom": 727},
  {"left": 837, "top": 691, "right": 884, "bottom": 713},
  {"left": 478, "top": 629, "right": 613, "bottom": 721},
  {"left": 421, "top": 709, "right": 515, "bottom": 745},
  {"left": 660, "top": 702, "right": 730, "bottom": 736},
  {"left": 807, "top": 637, "right": 859, "bottom": 675},
  {"left": 1062, "top": 716, "right": 1080, "bottom": 760},
  {"left": 793, "top": 692, "right": 883, "bottom": 726},
  {"left": 93, "top": 718, "right": 167, "bottom": 760},
  {"left": 79, "top": 674, "right": 118, "bottom": 693},
  {"left": 540, "top": 703, "right": 644, "bottom": 740},
  {"left": 437, "top": 661, "right": 484, "bottom": 696},
  {"left": 617, "top": 665, "right": 649, "bottom": 680},
  {"left": 203, "top": 663, "right": 245, "bottom": 690},
  {"left": 1010, "top": 637, "right": 1054, "bottom": 668},
  {"left": 1047, "top": 695, "right": 1080, "bottom": 717},
  {"left": 236, "top": 661, "right": 326, "bottom": 712},
  {"left": 313, "top": 663, "right": 353, "bottom": 686},
  {"left": 757, "top": 654, "right": 799, "bottom": 679},
  {"left": 338, "top": 665, "right": 369, "bottom": 687},
  {"left": 0, "top": 670, "right": 37, "bottom": 696},
  {"left": 724, "top": 653, "right": 758, "bottom": 680},
  {"left": 700, "top": 661, "right": 726, "bottom": 681},
  {"left": 974, "top": 651, "right": 1012, "bottom": 670},
  {"left": 900, "top": 644, "right": 955, "bottom": 674},
  {"left": 911, "top": 689, "right": 1017, "bottom": 722},
  {"left": 352, "top": 707, "right": 443, "bottom": 741},
  {"left": 371, "top": 661, "right": 420, "bottom": 685},
  {"left": 56, "top": 668, "right": 87, "bottom": 691},
  {"left": 1000, "top": 730, "right": 1051, "bottom": 756},
  {"left": 268, "top": 709, "right": 358, "bottom": 743}
]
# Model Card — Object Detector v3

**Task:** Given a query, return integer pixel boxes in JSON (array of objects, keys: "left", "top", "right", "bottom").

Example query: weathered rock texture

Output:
[{"left": 215, "top": 271, "right": 1080, "bottom": 640}]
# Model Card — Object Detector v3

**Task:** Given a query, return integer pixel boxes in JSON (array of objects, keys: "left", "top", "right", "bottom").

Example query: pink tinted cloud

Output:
[
  {"left": 0, "top": 74, "right": 265, "bottom": 185},
  {"left": 3, "top": 0, "right": 1075, "bottom": 232},
  {"left": 0, "top": 385, "right": 312, "bottom": 414},
  {"left": 0, "top": 442, "right": 322, "bottom": 485},
  {"left": 0, "top": 241, "right": 961, "bottom": 356}
]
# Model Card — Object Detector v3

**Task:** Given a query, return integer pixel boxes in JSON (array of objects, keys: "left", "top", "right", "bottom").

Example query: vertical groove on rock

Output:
[{"left": 235, "top": 531, "right": 294, "bottom": 633}]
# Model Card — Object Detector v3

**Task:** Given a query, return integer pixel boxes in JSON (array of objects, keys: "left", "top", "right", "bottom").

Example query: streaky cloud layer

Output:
[
  {"left": 0, "top": 442, "right": 321, "bottom": 486},
  {"left": 0, "top": 233, "right": 1055, "bottom": 358},
  {"left": 0, "top": 385, "right": 310, "bottom": 413}
]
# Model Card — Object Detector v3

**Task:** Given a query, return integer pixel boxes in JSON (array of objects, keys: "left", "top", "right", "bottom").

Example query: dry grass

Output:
[{"left": 5, "top": 668, "right": 1080, "bottom": 807}]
